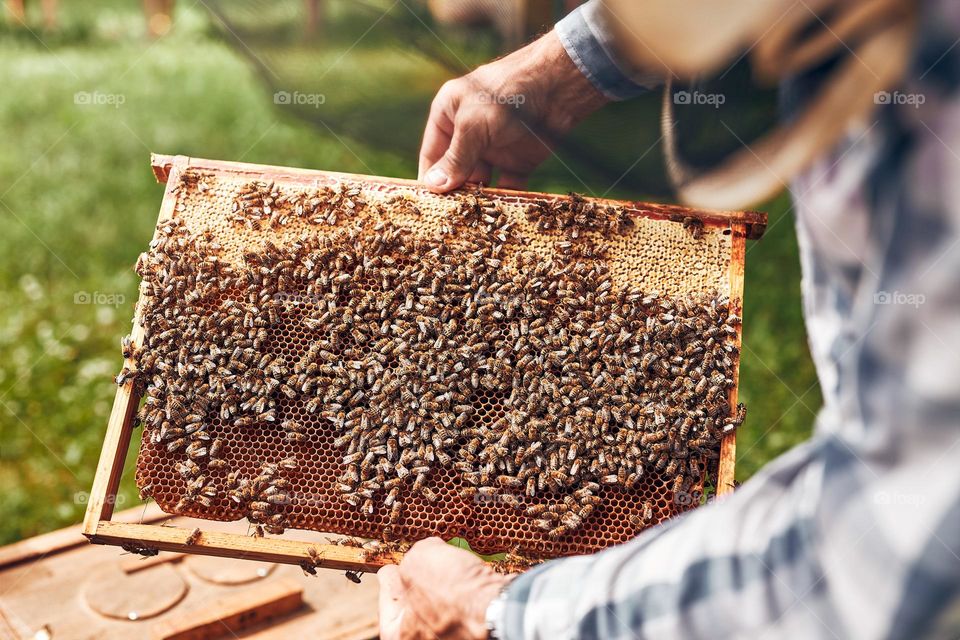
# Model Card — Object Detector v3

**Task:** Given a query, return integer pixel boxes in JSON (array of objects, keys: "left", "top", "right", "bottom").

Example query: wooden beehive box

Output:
[
  {"left": 2, "top": 505, "right": 381, "bottom": 639},
  {"left": 83, "top": 154, "right": 766, "bottom": 572}
]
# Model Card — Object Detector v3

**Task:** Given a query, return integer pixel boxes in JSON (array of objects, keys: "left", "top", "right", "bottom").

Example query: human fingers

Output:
[
  {"left": 377, "top": 564, "right": 407, "bottom": 640},
  {"left": 422, "top": 117, "right": 488, "bottom": 193}
]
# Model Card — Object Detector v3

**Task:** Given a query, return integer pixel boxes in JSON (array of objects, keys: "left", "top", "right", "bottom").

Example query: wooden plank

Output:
[
  {"left": 149, "top": 154, "right": 767, "bottom": 237},
  {"left": 150, "top": 578, "right": 303, "bottom": 640},
  {"left": 0, "top": 503, "right": 167, "bottom": 569},
  {"left": 80, "top": 382, "right": 138, "bottom": 535},
  {"left": 83, "top": 157, "right": 189, "bottom": 538},
  {"left": 2, "top": 522, "right": 380, "bottom": 640},
  {"left": 0, "top": 605, "right": 21, "bottom": 640},
  {"left": 717, "top": 222, "right": 747, "bottom": 497},
  {"left": 85, "top": 562, "right": 189, "bottom": 621},
  {"left": 90, "top": 522, "right": 401, "bottom": 573},
  {"left": 295, "top": 618, "right": 379, "bottom": 640}
]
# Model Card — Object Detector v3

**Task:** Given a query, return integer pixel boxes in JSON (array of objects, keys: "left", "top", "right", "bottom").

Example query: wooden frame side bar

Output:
[
  {"left": 83, "top": 157, "right": 189, "bottom": 537},
  {"left": 716, "top": 222, "right": 747, "bottom": 496}
]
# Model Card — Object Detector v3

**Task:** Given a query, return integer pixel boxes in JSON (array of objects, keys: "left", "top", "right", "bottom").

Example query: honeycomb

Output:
[{"left": 133, "top": 161, "right": 742, "bottom": 559}]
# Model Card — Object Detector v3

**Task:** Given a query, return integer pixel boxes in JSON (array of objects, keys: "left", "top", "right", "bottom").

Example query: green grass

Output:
[
  {"left": 736, "top": 193, "right": 821, "bottom": 479},
  {"left": 0, "top": 1, "right": 817, "bottom": 544}
]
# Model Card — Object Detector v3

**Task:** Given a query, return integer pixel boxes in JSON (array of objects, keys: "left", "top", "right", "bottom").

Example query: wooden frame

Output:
[{"left": 83, "top": 154, "right": 764, "bottom": 571}]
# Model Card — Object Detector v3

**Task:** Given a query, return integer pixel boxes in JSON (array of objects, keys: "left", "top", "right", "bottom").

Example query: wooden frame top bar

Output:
[{"left": 150, "top": 154, "right": 768, "bottom": 240}]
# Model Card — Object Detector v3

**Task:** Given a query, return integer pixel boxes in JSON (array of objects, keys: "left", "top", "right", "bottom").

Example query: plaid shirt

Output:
[{"left": 491, "top": 2, "right": 960, "bottom": 638}]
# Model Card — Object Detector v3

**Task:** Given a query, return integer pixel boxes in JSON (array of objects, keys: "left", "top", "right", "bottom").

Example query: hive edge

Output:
[{"left": 149, "top": 154, "right": 767, "bottom": 240}]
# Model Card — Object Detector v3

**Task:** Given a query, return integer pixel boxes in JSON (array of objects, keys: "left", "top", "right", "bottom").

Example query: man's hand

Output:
[
  {"left": 378, "top": 537, "right": 511, "bottom": 640},
  {"left": 418, "top": 31, "right": 608, "bottom": 193}
]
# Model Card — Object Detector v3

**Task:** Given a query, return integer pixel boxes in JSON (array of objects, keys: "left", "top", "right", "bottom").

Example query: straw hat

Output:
[{"left": 603, "top": 0, "right": 919, "bottom": 209}]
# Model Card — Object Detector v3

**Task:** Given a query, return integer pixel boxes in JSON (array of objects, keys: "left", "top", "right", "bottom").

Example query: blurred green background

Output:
[{"left": 0, "top": 0, "right": 819, "bottom": 544}]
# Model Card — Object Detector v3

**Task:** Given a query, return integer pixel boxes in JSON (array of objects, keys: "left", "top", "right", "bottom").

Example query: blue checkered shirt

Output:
[{"left": 490, "top": 2, "right": 960, "bottom": 638}]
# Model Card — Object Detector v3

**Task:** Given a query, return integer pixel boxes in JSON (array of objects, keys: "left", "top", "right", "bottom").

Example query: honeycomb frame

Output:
[{"left": 82, "top": 154, "right": 766, "bottom": 571}]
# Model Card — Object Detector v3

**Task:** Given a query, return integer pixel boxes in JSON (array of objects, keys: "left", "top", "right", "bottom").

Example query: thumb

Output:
[
  {"left": 423, "top": 119, "right": 486, "bottom": 193},
  {"left": 377, "top": 564, "right": 407, "bottom": 640}
]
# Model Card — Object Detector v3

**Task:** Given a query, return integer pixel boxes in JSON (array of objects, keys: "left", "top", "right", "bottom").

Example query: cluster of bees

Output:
[
  {"left": 127, "top": 177, "right": 744, "bottom": 548},
  {"left": 226, "top": 458, "right": 298, "bottom": 535},
  {"left": 230, "top": 179, "right": 366, "bottom": 229},
  {"left": 298, "top": 537, "right": 413, "bottom": 579},
  {"left": 524, "top": 191, "right": 636, "bottom": 239}
]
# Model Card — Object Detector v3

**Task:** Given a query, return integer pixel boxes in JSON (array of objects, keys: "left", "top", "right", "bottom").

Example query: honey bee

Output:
[
  {"left": 266, "top": 492, "right": 290, "bottom": 506},
  {"left": 121, "top": 335, "right": 136, "bottom": 359},
  {"left": 185, "top": 441, "right": 208, "bottom": 460},
  {"left": 185, "top": 528, "right": 201, "bottom": 545},
  {"left": 282, "top": 419, "right": 308, "bottom": 443},
  {"left": 115, "top": 367, "right": 139, "bottom": 386},
  {"left": 547, "top": 525, "right": 569, "bottom": 539},
  {"left": 166, "top": 437, "right": 188, "bottom": 454},
  {"left": 389, "top": 501, "right": 403, "bottom": 525},
  {"left": 120, "top": 541, "right": 159, "bottom": 557},
  {"left": 176, "top": 459, "right": 200, "bottom": 478}
]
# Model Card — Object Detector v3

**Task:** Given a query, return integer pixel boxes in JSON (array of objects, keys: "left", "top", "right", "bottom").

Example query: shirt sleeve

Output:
[
  {"left": 492, "top": 437, "right": 832, "bottom": 638},
  {"left": 491, "top": 421, "right": 960, "bottom": 638},
  {"left": 554, "top": 0, "right": 659, "bottom": 101}
]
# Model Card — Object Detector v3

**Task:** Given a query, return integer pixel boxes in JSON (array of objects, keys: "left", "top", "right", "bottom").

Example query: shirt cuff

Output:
[{"left": 554, "top": 0, "right": 656, "bottom": 101}]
